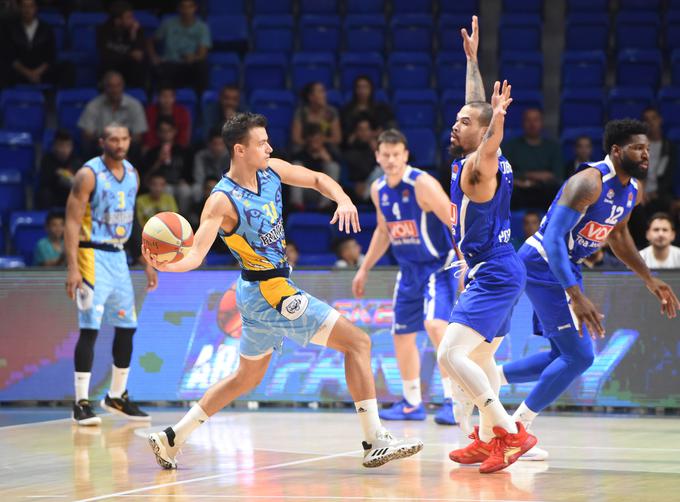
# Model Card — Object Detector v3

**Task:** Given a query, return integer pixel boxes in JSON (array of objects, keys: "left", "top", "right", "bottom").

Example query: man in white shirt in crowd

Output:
[{"left": 640, "top": 213, "right": 680, "bottom": 269}]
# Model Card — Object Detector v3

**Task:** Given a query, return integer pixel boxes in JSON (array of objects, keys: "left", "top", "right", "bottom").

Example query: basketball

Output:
[{"left": 142, "top": 212, "right": 194, "bottom": 264}]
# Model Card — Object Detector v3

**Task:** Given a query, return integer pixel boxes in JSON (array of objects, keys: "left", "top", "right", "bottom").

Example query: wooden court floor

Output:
[{"left": 1, "top": 409, "right": 679, "bottom": 501}]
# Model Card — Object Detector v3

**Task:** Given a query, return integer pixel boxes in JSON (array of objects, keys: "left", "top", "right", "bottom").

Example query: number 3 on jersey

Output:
[{"left": 117, "top": 191, "right": 125, "bottom": 209}]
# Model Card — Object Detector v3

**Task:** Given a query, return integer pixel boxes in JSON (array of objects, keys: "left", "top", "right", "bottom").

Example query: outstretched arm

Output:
[
  {"left": 462, "top": 15, "right": 485, "bottom": 104},
  {"left": 269, "top": 158, "right": 360, "bottom": 234}
]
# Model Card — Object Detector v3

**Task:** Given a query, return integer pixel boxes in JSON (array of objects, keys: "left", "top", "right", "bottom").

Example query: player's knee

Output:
[
  {"left": 346, "top": 329, "right": 371, "bottom": 356},
  {"left": 571, "top": 351, "right": 594, "bottom": 373}
]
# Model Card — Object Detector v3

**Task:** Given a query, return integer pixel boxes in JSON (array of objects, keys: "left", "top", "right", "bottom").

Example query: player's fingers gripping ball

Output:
[{"left": 142, "top": 212, "right": 194, "bottom": 264}]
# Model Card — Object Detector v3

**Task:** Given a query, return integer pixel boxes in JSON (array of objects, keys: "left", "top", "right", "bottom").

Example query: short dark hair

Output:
[
  {"left": 352, "top": 113, "right": 375, "bottom": 131},
  {"left": 220, "top": 84, "right": 239, "bottom": 94},
  {"left": 642, "top": 106, "right": 661, "bottom": 118},
  {"left": 524, "top": 209, "right": 541, "bottom": 220},
  {"left": 54, "top": 129, "right": 72, "bottom": 143},
  {"left": 377, "top": 129, "right": 407, "bottom": 148},
  {"left": 302, "top": 122, "right": 323, "bottom": 140},
  {"left": 332, "top": 236, "right": 357, "bottom": 256},
  {"left": 101, "top": 122, "right": 129, "bottom": 139},
  {"left": 207, "top": 126, "right": 223, "bottom": 141},
  {"left": 157, "top": 116, "right": 176, "bottom": 130},
  {"left": 467, "top": 101, "right": 493, "bottom": 127},
  {"left": 46, "top": 211, "right": 64, "bottom": 225},
  {"left": 603, "top": 119, "right": 648, "bottom": 153},
  {"left": 221, "top": 112, "right": 268, "bottom": 155},
  {"left": 149, "top": 172, "right": 167, "bottom": 182},
  {"left": 575, "top": 135, "right": 592, "bottom": 145},
  {"left": 157, "top": 83, "right": 176, "bottom": 95},
  {"left": 300, "top": 81, "right": 323, "bottom": 104},
  {"left": 109, "top": 0, "right": 133, "bottom": 19},
  {"left": 286, "top": 239, "right": 298, "bottom": 251},
  {"left": 647, "top": 212, "right": 676, "bottom": 231}
]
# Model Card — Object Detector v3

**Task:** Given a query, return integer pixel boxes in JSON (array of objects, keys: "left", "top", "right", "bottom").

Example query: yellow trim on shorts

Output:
[
  {"left": 258, "top": 277, "right": 297, "bottom": 309},
  {"left": 224, "top": 233, "right": 275, "bottom": 271},
  {"left": 77, "top": 247, "right": 95, "bottom": 286}
]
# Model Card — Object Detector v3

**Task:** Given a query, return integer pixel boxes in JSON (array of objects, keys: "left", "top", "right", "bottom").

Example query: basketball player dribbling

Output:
[{"left": 143, "top": 113, "right": 423, "bottom": 469}]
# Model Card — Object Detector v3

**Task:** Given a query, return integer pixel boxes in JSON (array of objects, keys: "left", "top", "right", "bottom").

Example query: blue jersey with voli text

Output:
[
  {"left": 449, "top": 154, "right": 514, "bottom": 263},
  {"left": 80, "top": 156, "right": 137, "bottom": 248},
  {"left": 532, "top": 156, "right": 638, "bottom": 264},
  {"left": 377, "top": 166, "right": 454, "bottom": 265},
  {"left": 213, "top": 167, "right": 288, "bottom": 271}
]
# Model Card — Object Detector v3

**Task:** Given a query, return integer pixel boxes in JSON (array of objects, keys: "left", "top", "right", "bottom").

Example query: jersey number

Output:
[
  {"left": 117, "top": 191, "right": 125, "bottom": 209},
  {"left": 391, "top": 202, "right": 401, "bottom": 220},
  {"left": 262, "top": 201, "right": 278, "bottom": 223},
  {"left": 605, "top": 205, "right": 624, "bottom": 225}
]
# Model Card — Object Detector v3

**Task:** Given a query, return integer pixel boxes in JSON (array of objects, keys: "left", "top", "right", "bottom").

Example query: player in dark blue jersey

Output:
[
  {"left": 352, "top": 129, "right": 460, "bottom": 426},
  {"left": 437, "top": 16, "right": 537, "bottom": 474},
  {"left": 495, "top": 119, "right": 679, "bottom": 460}
]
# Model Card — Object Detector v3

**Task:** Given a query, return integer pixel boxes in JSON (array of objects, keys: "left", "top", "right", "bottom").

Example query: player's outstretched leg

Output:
[
  {"left": 148, "top": 354, "right": 272, "bottom": 469},
  {"left": 326, "top": 316, "right": 423, "bottom": 468},
  {"left": 379, "top": 333, "right": 426, "bottom": 422}
]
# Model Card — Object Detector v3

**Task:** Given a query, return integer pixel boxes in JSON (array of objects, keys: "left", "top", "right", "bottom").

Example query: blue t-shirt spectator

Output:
[
  {"left": 34, "top": 237, "right": 64, "bottom": 266},
  {"left": 155, "top": 16, "right": 211, "bottom": 63}
]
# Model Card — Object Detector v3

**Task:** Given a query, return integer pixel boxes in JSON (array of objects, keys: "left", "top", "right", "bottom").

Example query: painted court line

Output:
[{"left": 116, "top": 496, "right": 545, "bottom": 502}]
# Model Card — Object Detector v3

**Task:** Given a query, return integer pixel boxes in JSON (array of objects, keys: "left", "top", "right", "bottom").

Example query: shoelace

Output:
[{"left": 444, "top": 259, "right": 468, "bottom": 278}]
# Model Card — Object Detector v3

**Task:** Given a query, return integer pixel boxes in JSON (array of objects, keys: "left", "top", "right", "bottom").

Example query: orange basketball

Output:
[{"left": 142, "top": 212, "right": 194, "bottom": 264}]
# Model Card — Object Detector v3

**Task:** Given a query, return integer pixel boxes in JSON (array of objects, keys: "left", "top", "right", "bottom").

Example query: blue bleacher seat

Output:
[
  {"left": 391, "top": 14, "right": 433, "bottom": 53},
  {"left": 440, "top": 0, "right": 478, "bottom": 14},
  {"left": 608, "top": 86, "right": 654, "bottom": 121},
  {"left": 440, "top": 129, "right": 453, "bottom": 165},
  {"left": 353, "top": 212, "right": 377, "bottom": 251},
  {"left": 38, "top": 11, "right": 65, "bottom": 52},
  {"left": 436, "top": 52, "right": 466, "bottom": 91},
  {"left": 615, "top": 12, "right": 659, "bottom": 50},
  {"left": 388, "top": 53, "right": 432, "bottom": 90},
  {"left": 325, "top": 89, "right": 344, "bottom": 108},
  {"left": 658, "top": 86, "right": 680, "bottom": 130},
  {"left": 299, "top": 15, "right": 341, "bottom": 52},
  {"left": 172, "top": 88, "right": 198, "bottom": 124},
  {"left": 619, "top": 0, "right": 660, "bottom": 10},
  {"left": 60, "top": 51, "right": 98, "bottom": 87},
  {"left": 565, "top": 14, "right": 609, "bottom": 51},
  {"left": 0, "top": 132, "right": 33, "bottom": 180},
  {"left": 206, "top": 0, "right": 245, "bottom": 14},
  {"left": 565, "top": 0, "right": 608, "bottom": 12},
  {"left": 616, "top": 49, "right": 662, "bottom": 88},
  {"left": 562, "top": 51, "right": 606, "bottom": 88},
  {"left": 253, "top": 0, "right": 292, "bottom": 15},
  {"left": 666, "top": 12, "right": 680, "bottom": 54},
  {"left": 340, "top": 53, "right": 384, "bottom": 91},
  {"left": 67, "top": 12, "right": 106, "bottom": 56},
  {"left": 438, "top": 15, "right": 470, "bottom": 53},
  {"left": 291, "top": 52, "right": 335, "bottom": 92},
  {"left": 392, "top": 0, "right": 432, "bottom": 14},
  {"left": 244, "top": 53, "right": 288, "bottom": 95},
  {"left": 0, "top": 256, "right": 26, "bottom": 268},
  {"left": 208, "top": 52, "right": 241, "bottom": 89},
  {"left": 266, "top": 126, "right": 289, "bottom": 151},
  {"left": 134, "top": 11, "right": 159, "bottom": 33},
  {"left": 506, "top": 90, "right": 543, "bottom": 129},
  {"left": 441, "top": 89, "right": 466, "bottom": 129},
  {"left": 402, "top": 128, "right": 437, "bottom": 169},
  {"left": 673, "top": 50, "right": 680, "bottom": 86},
  {"left": 346, "top": 0, "right": 384, "bottom": 14},
  {"left": 300, "top": 0, "right": 338, "bottom": 14},
  {"left": 502, "top": 0, "right": 542, "bottom": 14},
  {"left": 342, "top": 88, "right": 389, "bottom": 104},
  {"left": 499, "top": 51, "right": 543, "bottom": 90},
  {"left": 669, "top": 128, "right": 680, "bottom": 197},
  {"left": 0, "top": 89, "right": 45, "bottom": 139},
  {"left": 125, "top": 88, "right": 147, "bottom": 106},
  {"left": 56, "top": 88, "right": 96, "bottom": 140},
  {"left": 0, "top": 169, "right": 26, "bottom": 222},
  {"left": 393, "top": 89, "right": 438, "bottom": 128},
  {"left": 41, "top": 129, "right": 55, "bottom": 152},
  {"left": 296, "top": 253, "right": 337, "bottom": 266},
  {"left": 560, "top": 89, "right": 604, "bottom": 130},
  {"left": 10, "top": 211, "right": 47, "bottom": 265},
  {"left": 249, "top": 90, "right": 295, "bottom": 129},
  {"left": 561, "top": 127, "right": 604, "bottom": 162},
  {"left": 208, "top": 15, "right": 248, "bottom": 51},
  {"left": 252, "top": 15, "right": 294, "bottom": 52},
  {"left": 286, "top": 213, "right": 334, "bottom": 253},
  {"left": 498, "top": 14, "right": 542, "bottom": 53},
  {"left": 344, "top": 15, "right": 386, "bottom": 53}
]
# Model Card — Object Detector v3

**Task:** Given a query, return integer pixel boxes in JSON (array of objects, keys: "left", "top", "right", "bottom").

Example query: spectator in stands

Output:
[
  {"left": 583, "top": 242, "right": 625, "bottom": 269},
  {"left": 343, "top": 115, "right": 378, "bottom": 202},
  {"left": 37, "top": 129, "right": 80, "bottom": 209},
  {"left": 96, "top": 1, "right": 146, "bottom": 88},
  {"left": 147, "top": 0, "right": 211, "bottom": 93},
  {"left": 203, "top": 85, "right": 244, "bottom": 137},
  {"left": 135, "top": 173, "right": 178, "bottom": 228},
  {"left": 502, "top": 108, "right": 563, "bottom": 209},
  {"left": 290, "top": 123, "right": 341, "bottom": 210},
  {"left": 77, "top": 71, "right": 147, "bottom": 158},
  {"left": 340, "top": 76, "right": 396, "bottom": 141},
  {"left": 33, "top": 212, "right": 65, "bottom": 267},
  {"left": 189, "top": 175, "right": 218, "bottom": 228},
  {"left": 144, "top": 84, "right": 191, "bottom": 150},
  {"left": 285, "top": 240, "right": 299, "bottom": 268},
  {"left": 291, "top": 82, "right": 342, "bottom": 153},
  {"left": 141, "top": 116, "right": 192, "bottom": 212},
  {"left": 333, "top": 236, "right": 365, "bottom": 269},
  {"left": 639, "top": 213, "right": 680, "bottom": 269},
  {"left": 192, "top": 126, "right": 228, "bottom": 201},
  {"left": 512, "top": 209, "right": 541, "bottom": 249},
  {"left": 564, "top": 135, "right": 593, "bottom": 179},
  {"left": 5, "top": 0, "right": 74, "bottom": 88}
]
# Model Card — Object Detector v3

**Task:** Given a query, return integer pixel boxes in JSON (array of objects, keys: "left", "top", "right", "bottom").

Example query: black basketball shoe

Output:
[
  {"left": 100, "top": 390, "right": 151, "bottom": 421},
  {"left": 73, "top": 399, "right": 102, "bottom": 426}
]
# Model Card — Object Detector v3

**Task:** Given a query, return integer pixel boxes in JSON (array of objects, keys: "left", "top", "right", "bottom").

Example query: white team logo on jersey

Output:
[{"left": 381, "top": 193, "right": 390, "bottom": 206}]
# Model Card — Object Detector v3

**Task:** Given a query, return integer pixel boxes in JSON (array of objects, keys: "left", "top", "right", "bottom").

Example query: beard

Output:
[
  {"left": 620, "top": 154, "right": 647, "bottom": 180},
  {"left": 448, "top": 143, "right": 465, "bottom": 159}
]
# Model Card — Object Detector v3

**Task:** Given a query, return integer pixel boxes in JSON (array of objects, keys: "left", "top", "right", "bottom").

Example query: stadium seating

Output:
[
  {"left": 208, "top": 15, "right": 248, "bottom": 52},
  {"left": 249, "top": 90, "right": 296, "bottom": 129},
  {"left": 10, "top": 211, "right": 47, "bottom": 265},
  {"left": 244, "top": 53, "right": 288, "bottom": 95},
  {"left": 299, "top": 0, "right": 338, "bottom": 14},
  {"left": 344, "top": 15, "right": 386, "bottom": 53},
  {"left": 291, "top": 52, "right": 336, "bottom": 92},
  {"left": 388, "top": 53, "right": 432, "bottom": 90},
  {"left": 505, "top": 90, "right": 543, "bottom": 129},
  {"left": 0, "top": 169, "right": 26, "bottom": 223},
  {"left": 440, "top": 89, "right": 466, "bottom": 130},
  {"left": 393, "top": 89, "right": 438, "bottom": 128},
  {"left": 340, "top": 53, "right": 383, "bottom": 91},
  {"left": 206, "top": 0, "right": 245, "bottom": 14},
  {"left": 562, "top": 51, "right": 606, "bottom": 89},
  {"left": 252, "top": 15, "right": 294, "bottom": 53},
  {"left": 208, "top": 52, "right": 241, "bottom": 89},
  {"left": 438, "top": 15, "right": 471, "bottom": 53},
  {"left": 402, "top": 128, "right": 437, "bottom": 169},
  {"left": 0, "top": 89, "right": 45, "bottom": 139},
  {"left": 296, "top": 253, "right": 337, "bottom": 266},
  {"left": 253, "top": 0, "right": 292, "bottom": 15},
  {"left": 391, "top": 14, "right": 433, "bottom": 53},
  {"left": 440, "top": 0, "right": 478, "bottom": 14},
  {"left": 0, "top": 132, "right": 34, "bottom": 180},
  {"left": 435, "top": 52, "right": 466, "bottom": 91},
  {"left": 658, "top": 86, "right": 680, "bottom": 130},
  {"left": 0, "top": 256, "right": 26, "bottom": 269},
  {"left": 299, "top": 15, "right": 341, "bottom": 52},
  {"left": 560, "top": 88, "right": 604, "bottom": 130},
  {"left": 615, "top": 12, "right": 659, "bottom": 50},
  {"left": 561, "top": 127, "right": 604, "bottom": 162},
  {"left": 565, "top": 14, "right": 609, "bottom": 51},
  {"left": 607, "top": 87, "right": 654, "bottom": 121},
  {"left": 499, "top": 51, "right": 543, "bottom": 90},
  {"left": 286, "top": 213, "right": 335, "bottom": 253},
  {"left": 67, "top": 12, "right": 106, "bottom": 56},
  {"left": 502, "top": 0, "right": 542, "bottom": 15},
  {"left": 666, "top": 11, "right": 680, "bottom": 53},
  {"left": 38, "top": 11, "right": 66, "bottom": 52},
  {"left": 616, "top": 49, "right": 662, "bottom": 88},
  {"left": 498, "top": 14, "right": 542, "bottom": 53},
  {"left": 392, "top": 0, "right": 433, "bottom": 14},
  {"left": 345, "top": 0, "right": 384, "bottom": 14}
]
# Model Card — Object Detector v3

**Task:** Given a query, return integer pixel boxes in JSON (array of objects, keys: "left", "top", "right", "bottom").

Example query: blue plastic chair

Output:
[
  {"left": 436, "top": 52, "right": 466, "bottom": 91},
  {"left": 344, "top": 14, "right": 386, "bottom": 53},
  {"left": 502, "top": 0, "right": 542, "bottom": 14},
  {"left": 249, "top": 90, "right": 295, "bottom": 128},
  {"left": 299, "top": 15, "right": 341, "bottom": 52},
  {"left": 208, "top": 52, "right": 241, "bottom": 89},
  {"left": 440, "top": 0, "right": 478, "bottom": 14},
  {"left": 619, "top": 0, "right": 660, "bottom": 10},
  {"left": 673, "top": 50, "right": 680, "bottom": 86},
  {"left": 296, "top": 253, "right": 337, "bottom": 266},
  {"left": 38, "top": 11, "right": 65, "bottom": 52},
  {"left": 666, "top": 11, "right": 680, "bottom": 53},
  {"left": 345, "top": 0, "right": 384, "bottom": 14},
  {"left": 340, "top": 53, "right": 383, "bottom": 91},
  {"left": 252, "top": 0, "right": 292, "bottom": 15},
  {"left": 0, "top": 132, "right": 34, "bottom": 180},
  {"left": 206, "top": 0, "right": 245, "bottom": 15},
  {"left": 560, "top": 88, "right": 604, "bottom": 130},
  {"left": 286, "top": 213, "right": 334, "bottom": 253},
  {"left": 658, "top": 86, "right": 680, "bottom": 130},
  {"left": 565, "top": 0, "right": 608, "bottom": 12},
  {"left": 10, "top": 210, "right": 47, "bottom": 265},
  {"left": 0, "top": 89, "right": 45, "bottom": 139},
  {"left": 392, "top": 0, "right": 432, "bottom": 14},
  {"left": 615, "top": 12, "right": 659, "bottom": 50},
  {"left": 391, "top": 14, "right": 433, "bottom": 53},
  {"left": 565, "top": 14, "right": 609, "bottom": 51},
  {"left": 499, "top": 51, "right": 543, "bottom": 90},
  {"left": 561, "top": 127, "right": 604, "bottom": 162},
  {"left": 244, "top": 53, "right": 288, "bottom": 95},
  {"left": 506, "top": 90, "right": 543, "bottom": 129},
  {"left": 562, "top": 51, "right": 606, "bottom": 88},
  {"left": 0, "top": 256, "right": 26, "bottom": 268},
  {"left": 134, "top": 11, "right": 159, "bottom": 33},
  {"left": 0, "top": 169, "right": 26, "bottom": 221},
  {"left": 67, "top": 12, "right": 107, "bottom": 56},
  {"left": 440, "top": 89, "right": 466, "bottom": 129},
  {"left": 388, "top": 53, "right": 432, "bottom": 90},
  {"left": 252, "top": 15, "right": 294, "bottom": 53},
  {"left": 498, "top": 14, "right": 542, "bottom": 53},
  {"left": 291, "top": 52, "right": 335, "bottom": 92},
  {"left": 208, "top": 15, "right": 248, "bottom": 51},
  {"left": 608, "top": 87, "right": 654, "bottom": 120},
  {"left": 299, "top": 0, "right": 338, "bottom": 14},
  {"left": 616, "top": 49, "right": 662, "bottom": 88},
  {"left": 393, "top": 89, "right": 438, "bottom": 128},
  {"left": 402, "top": 128, "right": 437, "bottom": 169},
  {"left": 438, "top": 15, "right": 471, "bottom": 53}
]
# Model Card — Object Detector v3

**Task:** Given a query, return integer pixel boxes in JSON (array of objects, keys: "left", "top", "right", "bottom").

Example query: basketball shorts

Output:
[
  {"left": 235, "top": 276, "right": 340, "bottom": 359},
  {"left": 449, "top": 248, "right": 526, "bottom": 342},
  {"left": 392, "top": 261, "right": 456, "bottom": 335},
  {"left": 77, "top": 248, "right": 136, "bottom": 330},
  {"left": 519, "top": 240, "right": 585, "bottom": 339}
]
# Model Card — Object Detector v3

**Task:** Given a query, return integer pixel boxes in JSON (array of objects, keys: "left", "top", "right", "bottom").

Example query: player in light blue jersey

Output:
[
  {"left": 494, "top": 119, "right": 680, "bottom": 460},
  {"left": 144, "top": 113, "right": 422, "bottom": 470},
  {"left": 65, "top": 123, "right": 158, "bottom": 426},
  {"left": 352, "top": 129, "right": 460, "bottom": 425}
]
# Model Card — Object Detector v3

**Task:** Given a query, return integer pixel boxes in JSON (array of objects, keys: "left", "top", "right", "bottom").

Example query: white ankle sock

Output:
[
  {"left": 75, "top": 372, "right": 91, "bottom": 402},
  {"left": 109, "top": 366, "right": 130, "bottom": 398},
  {"left": 472, "top": 390, "right": 517, "bottom": 441},
  {"left": 513, "top": 401, "right": 538, "bottom": 430},
  {"left": 402, "top": 378, "right": 422, "bottom": 406},
  {"left": 172, "top": 404, "right": 209, "bottom": 446},
  {"left": 355, "top": 399, "right": 382, "bottom": 442},
  {"left": 441, "top": 377, "right": 453, "bottom": 399},
  {"left": 498, "top": 365, "right": 508, "bottom": 386}
]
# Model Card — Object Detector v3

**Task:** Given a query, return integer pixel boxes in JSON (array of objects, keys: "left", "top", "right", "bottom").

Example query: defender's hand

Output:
[
  {"left": 461, "top": 15, "right": 480, "bottom": 61},
  {"left": 352, "top": 268, "right": 368, "bottom": 298},
  {"left": 646, "top": 277, "right": 680, "bottom": 318},
  {"left": 490, "top": 80, "right": 513, "bottom": 116}
]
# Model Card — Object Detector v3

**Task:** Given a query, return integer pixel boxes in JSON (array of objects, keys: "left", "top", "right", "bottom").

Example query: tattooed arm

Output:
[{"left": 462, "top": 15, "right": 485, "bottom": 104}]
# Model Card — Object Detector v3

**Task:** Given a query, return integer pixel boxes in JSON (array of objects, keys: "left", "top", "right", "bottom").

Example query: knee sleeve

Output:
[
  {"left": 112, "top": 327, "right": 135, "bottom": 368},
  {"left": 74, "top": 329, "right": 98, "bottom": 372}
]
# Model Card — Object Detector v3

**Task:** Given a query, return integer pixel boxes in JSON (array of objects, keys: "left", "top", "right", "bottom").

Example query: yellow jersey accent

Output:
[
  {"left": 258, "top": 277, "right": 298, "bottom": 309},
  {"left": 224, "top": 233, "right": 275, "bottom": 271},
  {"left": 77, "top": 247, "right": 95, "bottom": 286}
]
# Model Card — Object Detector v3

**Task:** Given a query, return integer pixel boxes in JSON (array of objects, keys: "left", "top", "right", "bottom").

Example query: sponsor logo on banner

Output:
[{"left": 386, "top": 219, "right": 420, "bottom": 244}]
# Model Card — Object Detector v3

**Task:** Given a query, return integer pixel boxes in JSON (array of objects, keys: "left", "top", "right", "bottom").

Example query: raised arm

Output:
[
  {"left": 462, "top": 15, "right": 485, "bottom": 104},
  {"left": 64, "top": 168, "right": 95, "bottom": 299},
  {"left": 269, "top": 158, "right": 360, "bottom": 234}
]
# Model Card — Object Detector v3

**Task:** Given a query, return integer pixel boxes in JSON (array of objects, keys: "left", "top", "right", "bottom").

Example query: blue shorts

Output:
[
  {"left": 77, "top": 248, "right": 137, "bottom": 330},
  {"left": 392, "top": 261, "right": 456, "bottom": 335},
  {"left": 449, "top": 249, "right": 526, "bottom": 342},
  {"left": 235, "top": 275, "right": 340, "bottom": 359},
  {"left": 519, "top": 241, "right": 584, "bottom": 339}
]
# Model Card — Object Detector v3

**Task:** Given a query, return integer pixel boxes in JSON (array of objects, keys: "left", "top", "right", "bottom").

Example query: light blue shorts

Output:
[
  {"left": 235, "top": 276, "right": 340, "bottom": 359},
  {"left": 77, "top": 248, "right": 137, "bottom": 330}
]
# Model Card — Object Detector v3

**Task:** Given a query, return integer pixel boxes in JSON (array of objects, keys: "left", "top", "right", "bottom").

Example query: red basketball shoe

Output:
[
  {"left": 449, "top": 426, "right": 492, "bottom": 464},
  {"left": 479, "top": 422, "right": 537, "bottom": 474}
]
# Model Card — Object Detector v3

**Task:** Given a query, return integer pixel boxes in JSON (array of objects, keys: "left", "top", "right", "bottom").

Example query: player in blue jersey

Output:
[
  {"left": 144, "top": 113, "right": 423, "bottom": 470},
  {"left": 65, "top": 123, "right": 158, "bottom": 426},
  {"left": 351, "top": 129, "right": 460, "bottom": 425},
  {"left": 493, "top": 119, "right": 680, "bottom": 460},
  {"left": 436, "top": 16, "right": 537, "bottom": 474}
]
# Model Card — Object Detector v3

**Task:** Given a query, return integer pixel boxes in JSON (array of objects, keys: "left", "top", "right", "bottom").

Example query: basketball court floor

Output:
[{"left": 2, "top": 408, "right": 679, "bottom": 501}]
